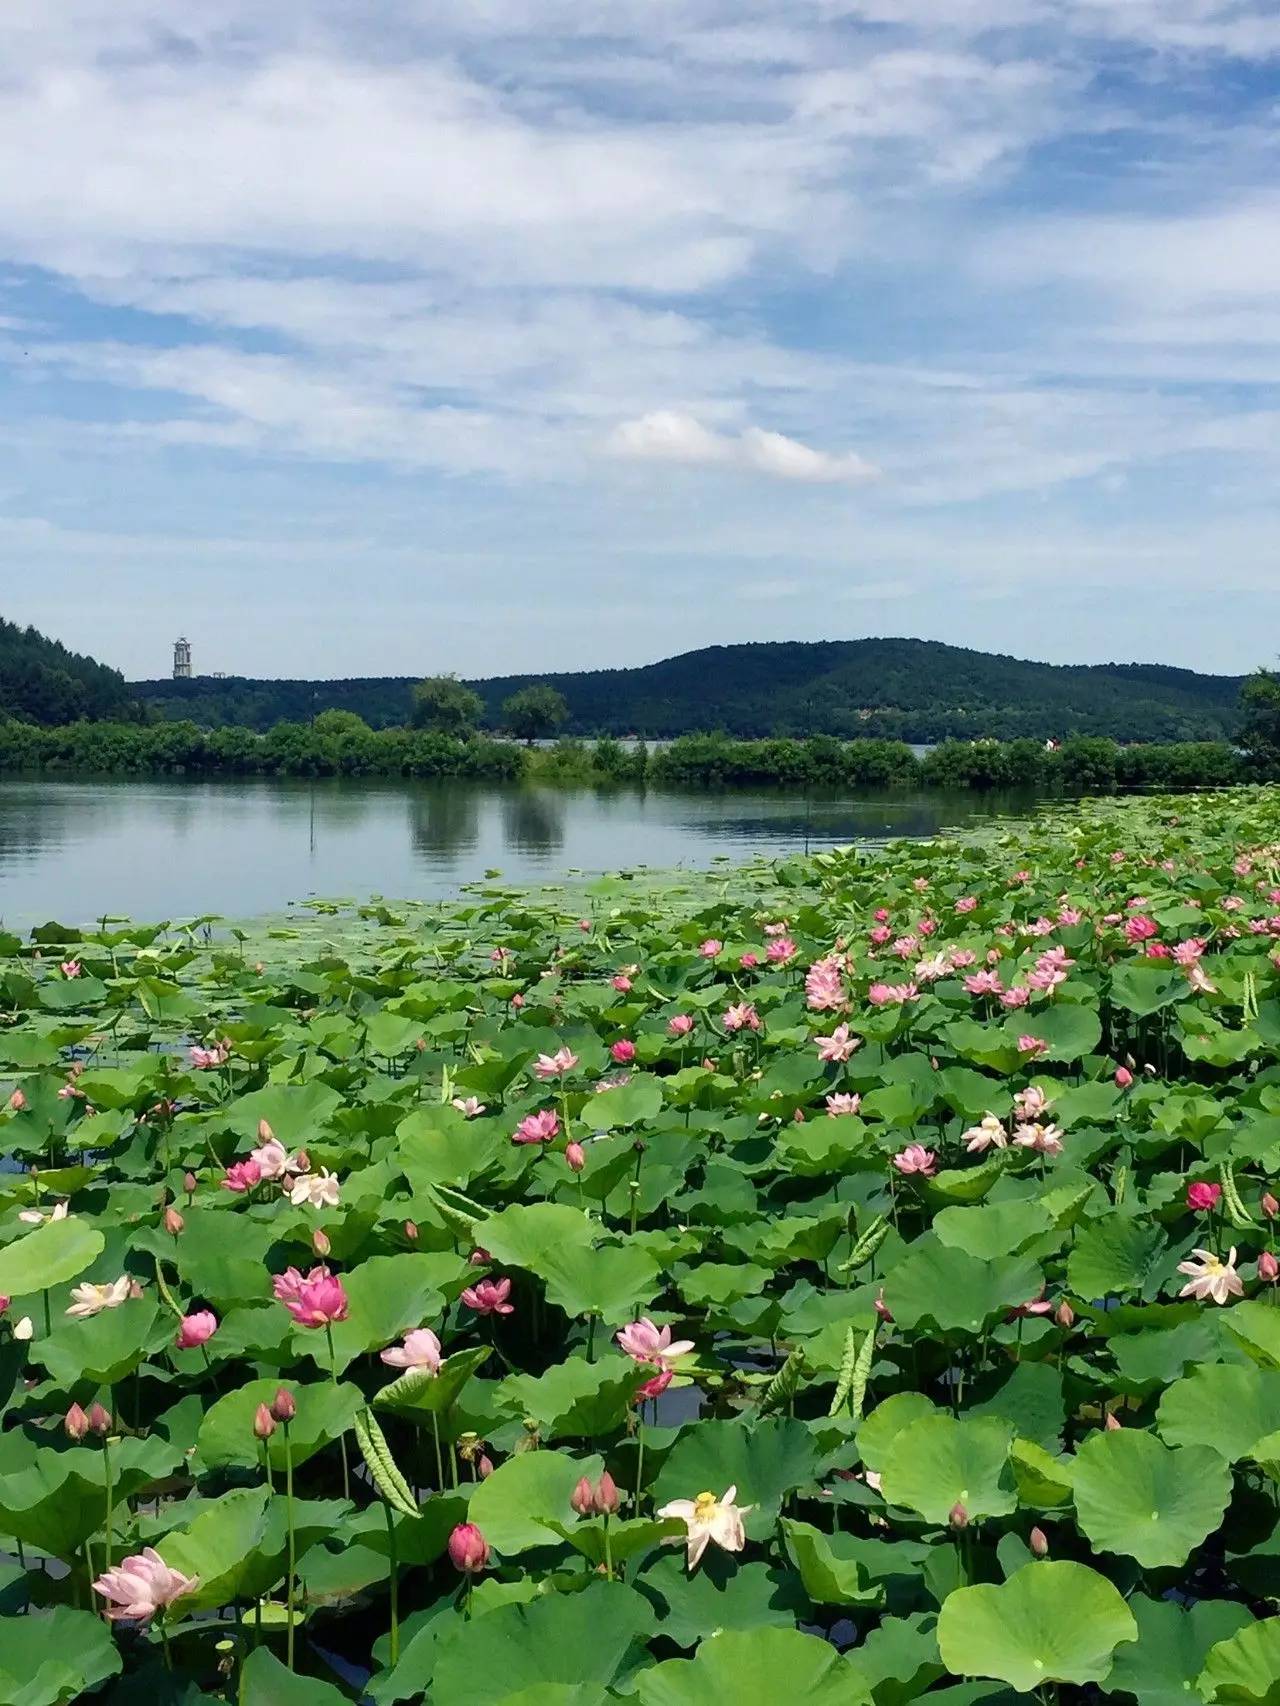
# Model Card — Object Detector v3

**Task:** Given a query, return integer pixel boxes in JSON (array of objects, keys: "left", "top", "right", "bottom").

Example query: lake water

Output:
[{"left": 0, "top": 777, "right": 1034, "bottom": 929}]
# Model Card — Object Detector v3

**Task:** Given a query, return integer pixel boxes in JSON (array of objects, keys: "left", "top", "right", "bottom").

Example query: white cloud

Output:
[{"left": 610, "top": 411, "right": 881, "bottom": 483}]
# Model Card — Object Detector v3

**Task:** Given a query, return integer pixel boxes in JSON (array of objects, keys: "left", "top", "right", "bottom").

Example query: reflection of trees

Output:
[
  {"left": 500, "top": 787, "right": 565, "bottom": 858},
  {"left": 408, "top": 782, "right": 481, "bottom": 860}
]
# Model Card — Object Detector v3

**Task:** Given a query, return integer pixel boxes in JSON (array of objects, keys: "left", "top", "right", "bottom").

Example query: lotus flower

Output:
[
  {"left": 657, "top": 1486, "right": 752, "bottom": 1571},
  {"left": 964, "top": 1113, "right": 1007, "bottom": 1153},
  {"left": 893, "top": 1144, "right": 937, "bottom": 1177},
  {"left": 723, "top": 1003, "right": 760, "bottom": 1034},
  {"left": 533, "top": 1047, "right": 578, "bottom": 1080},
  {"left": 616, "top": 1316, "right": 694, "bottom": 1369},
  {"left": 221, "top": 1159, "right": 262, "bottom": 1194},
  {"left": 250, "top": 1138, "right": 301, "bottom": 1179},
  {"left": 289, "top": 1169, "right": 341, "bottom": 1210},
  {"left": 447, "top": 1523, "right": 490, "bottom": 1573},
  {"left": 280, "top": 1268, "right": 349, "bottom": 1328},
  {"left": 175, "top": 1310, "right": 217, "bottom": 1350},
  {"left": 667, "top": 1014, "right": 695, "bottom": 1037},
  {"left": 380, "top": 1327, "right": 443, "bottom": 1371},
  {"left": 94, "top": 1549, "right": 199, "bottom": 1622},
  {"left": 513, "top": 1108, "right": 560, "bottom": 1145},
  {"left": 1177, "top": 1247, "right": 1244, "bottom": 1305},
  {"left": 815, "top": 1023, "right": 859, "bottom": 1063},
  {"left": 451, "top": 1097, "right": 486, "bottom": 1118},
  {"left": 66, "top": 1276, "right": 132, "bottom": 1319},
  {"left": 462, "top": 1278, "right": 514, "bottom": 1316}
]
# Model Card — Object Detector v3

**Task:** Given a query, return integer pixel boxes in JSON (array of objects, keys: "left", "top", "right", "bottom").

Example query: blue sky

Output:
[{"left": 1, "top": 1, "right": 1278, "bottom": 680}]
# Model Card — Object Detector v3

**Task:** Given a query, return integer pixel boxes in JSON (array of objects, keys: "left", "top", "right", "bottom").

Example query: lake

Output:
[{"left": 0, "top": 776, "right": 1034, "bottom": 928}]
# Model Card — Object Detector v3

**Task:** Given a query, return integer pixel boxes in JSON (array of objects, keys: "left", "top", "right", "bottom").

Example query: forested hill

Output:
[
  {"left": 134, "top": 639, "right": 1245, "bottom": 743},
  {"left": 0, "top": 618, "right": 139, "bottom": 725}
]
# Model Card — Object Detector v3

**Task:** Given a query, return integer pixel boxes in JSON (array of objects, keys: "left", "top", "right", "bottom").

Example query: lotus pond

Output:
[{"left": 7, "top": 790, "right": 1280, "bottom": 1704}]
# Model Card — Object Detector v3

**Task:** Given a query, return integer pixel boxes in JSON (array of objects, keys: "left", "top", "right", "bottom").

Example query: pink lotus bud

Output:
[
  {"left": 448, "top": 1522, "right": 490, "bottom": 1573},
  {"left": 313, "top": 1228, "right": 331, "bottom": 1257},
  {"left": 565, "top": 1142, "right": 586, "bottom": 1173},
  {"left": 948, "top": 1501, "right": 969, "bottom": 1530},
  {"left": 175, "top": 1310, "right": 217, "bottom": 1350},
  {"left": 1261, "top": 1251, "right": 1280, "bottom": 1283},
  {"left": 415, "top": 1038, "right": 427, "bottom": 1052},
  {"left": 1105, "top": 1411, "right": 1122, "bottom": 1431},
  {"left": 610, "top": 1039, "right": 636, "bottom": 1065},
  {"left": 570, "top": 1476, "right": 595, "bottom": 1516},
  {"left": 1055, "top": 1301, "right": 1075, "bottom": 1329},
  {"left": 183, "top": 1171, "right": 198, "bottom": 1198},
  {"left": 257, "top": 1120, "right": 274, "bottom": 1143},
  {"left": 1029, "top": 1526, "right": 1049, "bottom": 1559},
  {"left": 0, "top": 1296, "right": 8, "bottom": 1316},
  {"left": 7, "top": 1090, "right": 27, "bottom": 1112},
  {"left": 874, "top": 1291, "right": 894, "bottom": 1323},
  {"left": 164, "top": 1206, "right": 184, "bottom": 1237},
  {"left": 404, "top": 1220, "right": 419, "bottom": 1243},
  {"left": 271, "top": 1387, "right": 296, "bottom": 1423},
  {"left": 511, "top": 993, "right": 525, "bottom": 1010},
  {"left": 1114, "top": 1066, "right": 1134, "bottom": 1089},
  {"left": 293, "top": 1150, "right": 310, "bottom": 1173},
  {"left": 1264, "top": 1193, "right": 1279, "bottom": 1219},
  {"left": 594, "top": 1471, "right": 620, "bottom": 1515},
  {"left": 477, "top": 1453, "right": 494, "bottom": 1479},
  {"left": 253, "top": 1403, "right": 276, "bottom": 1440},
  {"left": 88, "top": 1402, "right": 111, "bottom": 1436},
  {"left": 1187, "top": 1181, "right": 1221, "bottom": 1213},
  {"left": 65, "top": 1402, "right": 90, "bottom": 1441}
]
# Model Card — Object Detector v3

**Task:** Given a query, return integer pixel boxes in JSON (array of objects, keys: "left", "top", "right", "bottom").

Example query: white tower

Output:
[{"left": 173, "top": 637, "right": 192, "bottom": 680}]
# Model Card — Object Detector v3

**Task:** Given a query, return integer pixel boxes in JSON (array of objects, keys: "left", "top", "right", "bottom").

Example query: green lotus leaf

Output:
[
  {"left": 533, "top": 1242, "right": 664, "bottom": 1320},
  {"left": 0, "top": 1606, "right": 122, "bottom": 1706},
  {"left": 883, "top": 1238, "right": 1042, "bottom": 1336},
  {"left": 652, "top": 1418, "right": 819, "bottom": 1536},
  {"left": 1066, "top": 1217, "right": 1167, "bottom": 1299},
  {"left": 295, "top": 1252, "right": 467, "bottom": 1372},
  {"left": 968, "top": 1363, "right": 1065, "bottom": 1452},
  {"left": 221, "top": 1081, "right": 342, "bottom": 1143},
  {"left": 473, "top": 1203, "right": 594, "bottom": 1270},
  {"left": 158, "top": 1487, "right": 349, "bottom": 1612},
  {"left": 1070, "top": 1428, "right": 1232, "bottom": 1567},
  {"left": 0, "top": 1217, "right": 105, "bottom": 1298},
  {"left": 878, "top": 1414, "right": 1017, "bottom": 1525},
  {"left": 1110, "top": 963, "right": 1187, "bottom": 1017},
  {"left": 637, "top": 1550, "right": 808, "bottom": 1647},
  {"left": 781, "top": 1518, "right": 889, "bottom": 1606},
  {"left": 0, "top": 1431, "right": 182, "bottom": 1559},
  {"left": 858, "top": 1393, "right": 941, "bottom": 1471},
  {"left": 238, "top": 1648, "right": 348, "bottom": 1706},
  {"left": 937, "top": 1561, "right": 1138, "bottom": 1690},
  {"left": 1101, "top": 1595, "right": 1253, "bottom": 1706},
  {"left": 495, "top": 1356, "right": 642, "bottom": 1437},
  {"left": 932, "top": 1200, "right": 1053, "bottom": 1261},
  {"left": 1009, "top": 1439, "right": 1074, "bottom": 1507},
  {"left": 34, "top": 1296, "right": 165, "bottom": 1386},
  {"left": 1226, "top": 1300, "right": 1280, "bottom": 1371},
  {"left": 1200, "top": 1616, "right": 1280, "bottom": 1705},
  {"left": 375, "top": 1344, "right": 491, "bottom": 1415},
  {"left": 197, "top": 1377, "right": 364, "bottom": 1473},
  {"left": 855, "top": 1610, "right": 946, "bottom": 1706},
  {"left": 633, "top": 1626, "right": 870, "bottom": 1706},
  {"left": 466, "top": 1446, "right": 604, "bottom": 1554},
  {"left": 589, "top": 1074, "right": 665, "bottom": 1130},
  {"left": 1157, "top": 1363, "right": 1280, "bottom": 1462}
]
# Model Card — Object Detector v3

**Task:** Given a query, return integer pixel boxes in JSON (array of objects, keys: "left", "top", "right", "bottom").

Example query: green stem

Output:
[
  {"left": 634, "top": 1419, "right": 646, "bottom": 1517},
  {"left": 603, "top": 1514, "right": 614, "bottom": 1583},
  {"left": 430, "top": 1411, "right": 445, "bottom": 1491},
  {"left": 102, "top": 1434, "right": 114, "bottom": 1571},
  {"left": 159, "top": 1618, "right": 172, "bottom": 1672},
  {"left": 324, "top": 1324, "right": 350, "bottom": 1499},
  {"left": 42, "top": 1289, "right": 51, "bottom": 1337},
  {"left": 284, "top": 1424, "right": 296, "bottom": 1671},
  {"left": 384, "top": 1498, "right": 400, "bottom": 1667}
]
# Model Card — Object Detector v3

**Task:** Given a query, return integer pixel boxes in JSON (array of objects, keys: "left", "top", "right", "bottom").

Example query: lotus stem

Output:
[{"left": 284, "top": 1421, "right": 296, "bottom": 1671}]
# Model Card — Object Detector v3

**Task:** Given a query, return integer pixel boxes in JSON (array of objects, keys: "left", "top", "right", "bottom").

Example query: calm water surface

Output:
[{"left": 0, "top": 777, "right": 1034, "bottom": 928}]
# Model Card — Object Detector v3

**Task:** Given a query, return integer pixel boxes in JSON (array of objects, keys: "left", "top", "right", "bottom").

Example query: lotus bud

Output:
[
  {"left": 404, "top": 1220, "right": 419, "bottom": 1243},
  {"left": 874, "top": 1291, "right": 894, "bottom": 1323},
  {"left": 948, "top": 1501, "right": 969, "bottom": 1530},
  {"left": 1261, "top": 1251, "right": 1279, "bottom": 1283},
  {"left": 7, "top": 1089, "right": 27, "bottom": 1112},
  {"left": 293, "top": 1150, "right": 310, "bottom": 1173},
  {"left": 312, "top": 1228, "right": 331, "bottom": 1257},
  {"left": 164, "top": 1205, "right": 184, "bottom": 1238},
  {"left": 570, "top": 1476, "right": 596, "bottom": 1516},
  {"left": 415, "top": 1038, "right": 427, "bottom": 1052},
  {"left": 594, "top": 1471, "right": 620, "bottom": 1516},
  {"left": 65, "top": 1402, "right": 90, "bottom": 1441},
  {"left": 565, "top": 1142, "right": 586, "bottom": 1173},
  {"left": 1105, "top": 1410, "right": 1122, "bottom": 1430},
  {"left": 0, "top": 1295, "right": 8, "bottom": 1316},
  {"left": 1264, "top": 1193, "right": 1279, "bottom": 1219},
  {"left": 1029, "top": 1526, "right": 1049, "bottom": 1559},
  {"left": 1054, "top": 1300, "right": 1075, "bottom": 1329},
  {"left": 478, "top": 1454, "right": 494, "bottom": 1479},
  {"left": 88, "top": 1402, "right": 111, "bottom": 1436},
  {"left": 12, "top": 1316, "right": 31, "bottom": 1341},
  {"left": 271, "top": 1387, "right": 296, "bottom": 1423},
  {"left": 469, "top": 1246, "right": 490, "bottom": 1265},
  {"left": 183, "top": 1171, "right": 198, "bottom": 1199},
  {"left": 447, "top": 1522, "right": 490, "bottom": 1574},
  {"left": 257, "top": 1120, "right": 274, "bottom": 1143},
  {"left": 1114, "top": 1066, "right": 1134, "bottom": 1089},
  {"left": 253, "top": 1403, "right": 276, "bottom": 1440}
]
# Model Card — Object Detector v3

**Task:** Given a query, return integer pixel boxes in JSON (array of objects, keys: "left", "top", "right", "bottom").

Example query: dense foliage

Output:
[
  {"left": 0, "top": 618, "right": 139, "bottom": 728},
  {"left": 6, "top": 791, "right": 1280, "bottom": 1701},
  {"left": 0, "top": 720, "right": 1248, "bottom": 794},
  {"left": 132, "top": 639, "right": 1245, "bottom": 742},
  {"left": 1240, "top": 671, "right": 1280, "bottom": 780}
]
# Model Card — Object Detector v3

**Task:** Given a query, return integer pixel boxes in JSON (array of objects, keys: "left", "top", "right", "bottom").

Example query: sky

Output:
[{"left": 1, "top": 1, "right": 1278, "bottom": 682}]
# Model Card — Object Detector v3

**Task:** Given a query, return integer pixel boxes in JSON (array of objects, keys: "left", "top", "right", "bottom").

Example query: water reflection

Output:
[{"left": 0, "top": 776, "right": 1036, "bottom": 929}]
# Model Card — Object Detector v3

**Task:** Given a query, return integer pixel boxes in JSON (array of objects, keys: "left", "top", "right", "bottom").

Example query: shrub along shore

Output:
[{"left": 0, "top": 717, "right": 1250, "bottom": 793}]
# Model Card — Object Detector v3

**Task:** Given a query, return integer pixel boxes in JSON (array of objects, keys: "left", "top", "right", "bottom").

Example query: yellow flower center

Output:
[
  {"left": 693, "top": 1491, "right": 719, "bottom": 1517},
  {"left": 1204, "top": 1257, "right": 1225, "bottom": 1275}
]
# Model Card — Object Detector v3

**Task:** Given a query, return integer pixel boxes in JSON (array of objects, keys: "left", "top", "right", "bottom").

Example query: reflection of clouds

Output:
[
  {"left": 500, "top": 788, "right": 565, "bottom": 858},
  {"left": 408, "top": 782, "right": 480, "bottom": 860}
]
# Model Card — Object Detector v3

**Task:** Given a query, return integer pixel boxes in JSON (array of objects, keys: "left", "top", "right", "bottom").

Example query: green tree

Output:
[
  {"left": 1240, "top": 668, "right": 1280, "bottom": 778},
  {"left": 502, "top": 683, "right": 569, "bottom": 745},
  {"left": 312, "top": 709, "right": 371, "bottom": 738},
  {"left": 411, "top": 675, "right": 484, "bottom": 736}
]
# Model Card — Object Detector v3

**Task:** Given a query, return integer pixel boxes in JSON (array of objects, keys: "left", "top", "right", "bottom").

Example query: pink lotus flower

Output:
[
  {"left": 1187, "top": 1181, "right": 1221, "bottom": 1213},
  {"left": 611, "top": 974, "right": 633, "bottom": 993},
  {"left": 565, "top": 1141, "right": 586, "bottom": 1172},
  {"left": 805, "top": 957, "right": 847, "bottom": 1011},
  {"left": 765, "top": 936, "right": 797, "bottom": 965},
  {"left": 668, "top": 1014, "right": 695, "bottom": 1037},
  {"left": 739, "top": 951, "right": 760, "bottom": 969},
  {"left": 513, "top": 1108, "right": 560, "bottom": 1145},
  {"left": 826, "top": 1093, "right": 861, "bottom": 1117},
  {"left": 1125, "top": 915, "right": 1158, "bottom": 944},
  {"left": 448, "top": 1523, "right": 491, "bottom": 1573},
  {"left": 189, "top": 1041, "right": 230, "bottom": 1070},
  {"left": 380, "top": 1327, "right": 442, "bottom": 1371},
  {"left": 1058, "top": 906, "right": 1084, "bottom": 925},
  {"left": 462, "top": 1277, "right": 514, "bottom": 1315},
  {"left": 657, "top": 1486, "right": 752, "bottom": 1572},
  {"left": 533, "top": 1047, "right": 579, "bottom": 1080},
  {"left": 964, "top": 1114, "right": 1007, "bottom": 1153},
  {"left": 698, "top": 939, "right": 723, "bottom": 958},
  {"left": 764, "top": 920, "right": 790, "bottom": 936},
  {"left": 868, "top": 926, "right": 892, "bottom": 947},
  {"left": 893, "top": 1144, "right": 937, "bottom": 1177},
  {"left": 221, "top": 1159, "right": 262, "bottom": 1194},
  {"left": 1260, "top": 1251, "right": 1279, "bottom": 1283},
  {"left": 1013, "top": 1122, "right": 1064, "bottom": 1156},
  {"left": 1000, "top": 986, "right": 1031, "bottom": 1009},
  {"left": 616, "top": 1317, "right": 694, "bottom": 1369},
  {"left": 451, "top": 1097, "right": 486, "bottom": 1118},
  {"left": 1177, "top": 1247, "right": 1243, "bottom": 1305},
  {"left": 1014, "top": 1085, "right": 1052, "bottom": 1122},
  {"left": 955, "top": 896, "right": 978, "bottom": 914},
  {"left": 1186, "top": 962, "right": 1218, "bottom": 994},
  {"left": 1172, "top": 938, "right": 1206, "bottom": 966},
  {"left": 874, "top": 908, "right": 891, "bottom": 923},
  {"left": 60, "top": 960, "right": 82, "bottom": 978},
  {"left": 94, "top": 1548, "right": 199, "bottom": 1623},
  {"left": 723, "top": 1003, "right": 761, "bottom": 1034},
  {"left": 280, "top": 1269, "right": 349, "bottom": 1328},
  {"left": 1017, "top": 1035, "right": 1049, "bottom": 1057},
  {"left": 1115, "top": 1065, "right": 1134, "bottom": 1089},
  {"left": 815, "top": 1023, "right": 859, "bottom": 1063},
  {"left": 868, "top": 981, "right": 917, "bottom": 1006},
  {"left": 175, "top": 1310, "right": 217, "bottom": 1350},
  {"left": 949, "top": 950, "right": 977, "bottom": 970},
  {"left": 635, "top": 1366, "right": 673, "bottom": 1402},
  {"left": 892, "top": 935, "right": 920, "bottom": 960},
  {"left": 964, "top": 970, "right": 1003, "bottom": 997},
  {"left": 250, "top": 1138, "right": 301, "bottom": 1180},
  {"left": 272, "top": 1265, "right": 330, "bottom": 1304},
  {"left": 6, "top": 1089, "right": 27, "bottom": 1112},
  {"left": 610, "top": 1039, "right": 637, "bottom": 1065}
]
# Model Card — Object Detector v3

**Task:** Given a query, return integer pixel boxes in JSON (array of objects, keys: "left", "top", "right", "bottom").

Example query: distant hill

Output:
[
  {"left": 133, "top": 638, "right": 1245, "bottom": 743},
  {"left": 0, "top": 617, "right": 139, "bottom": 726}
]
